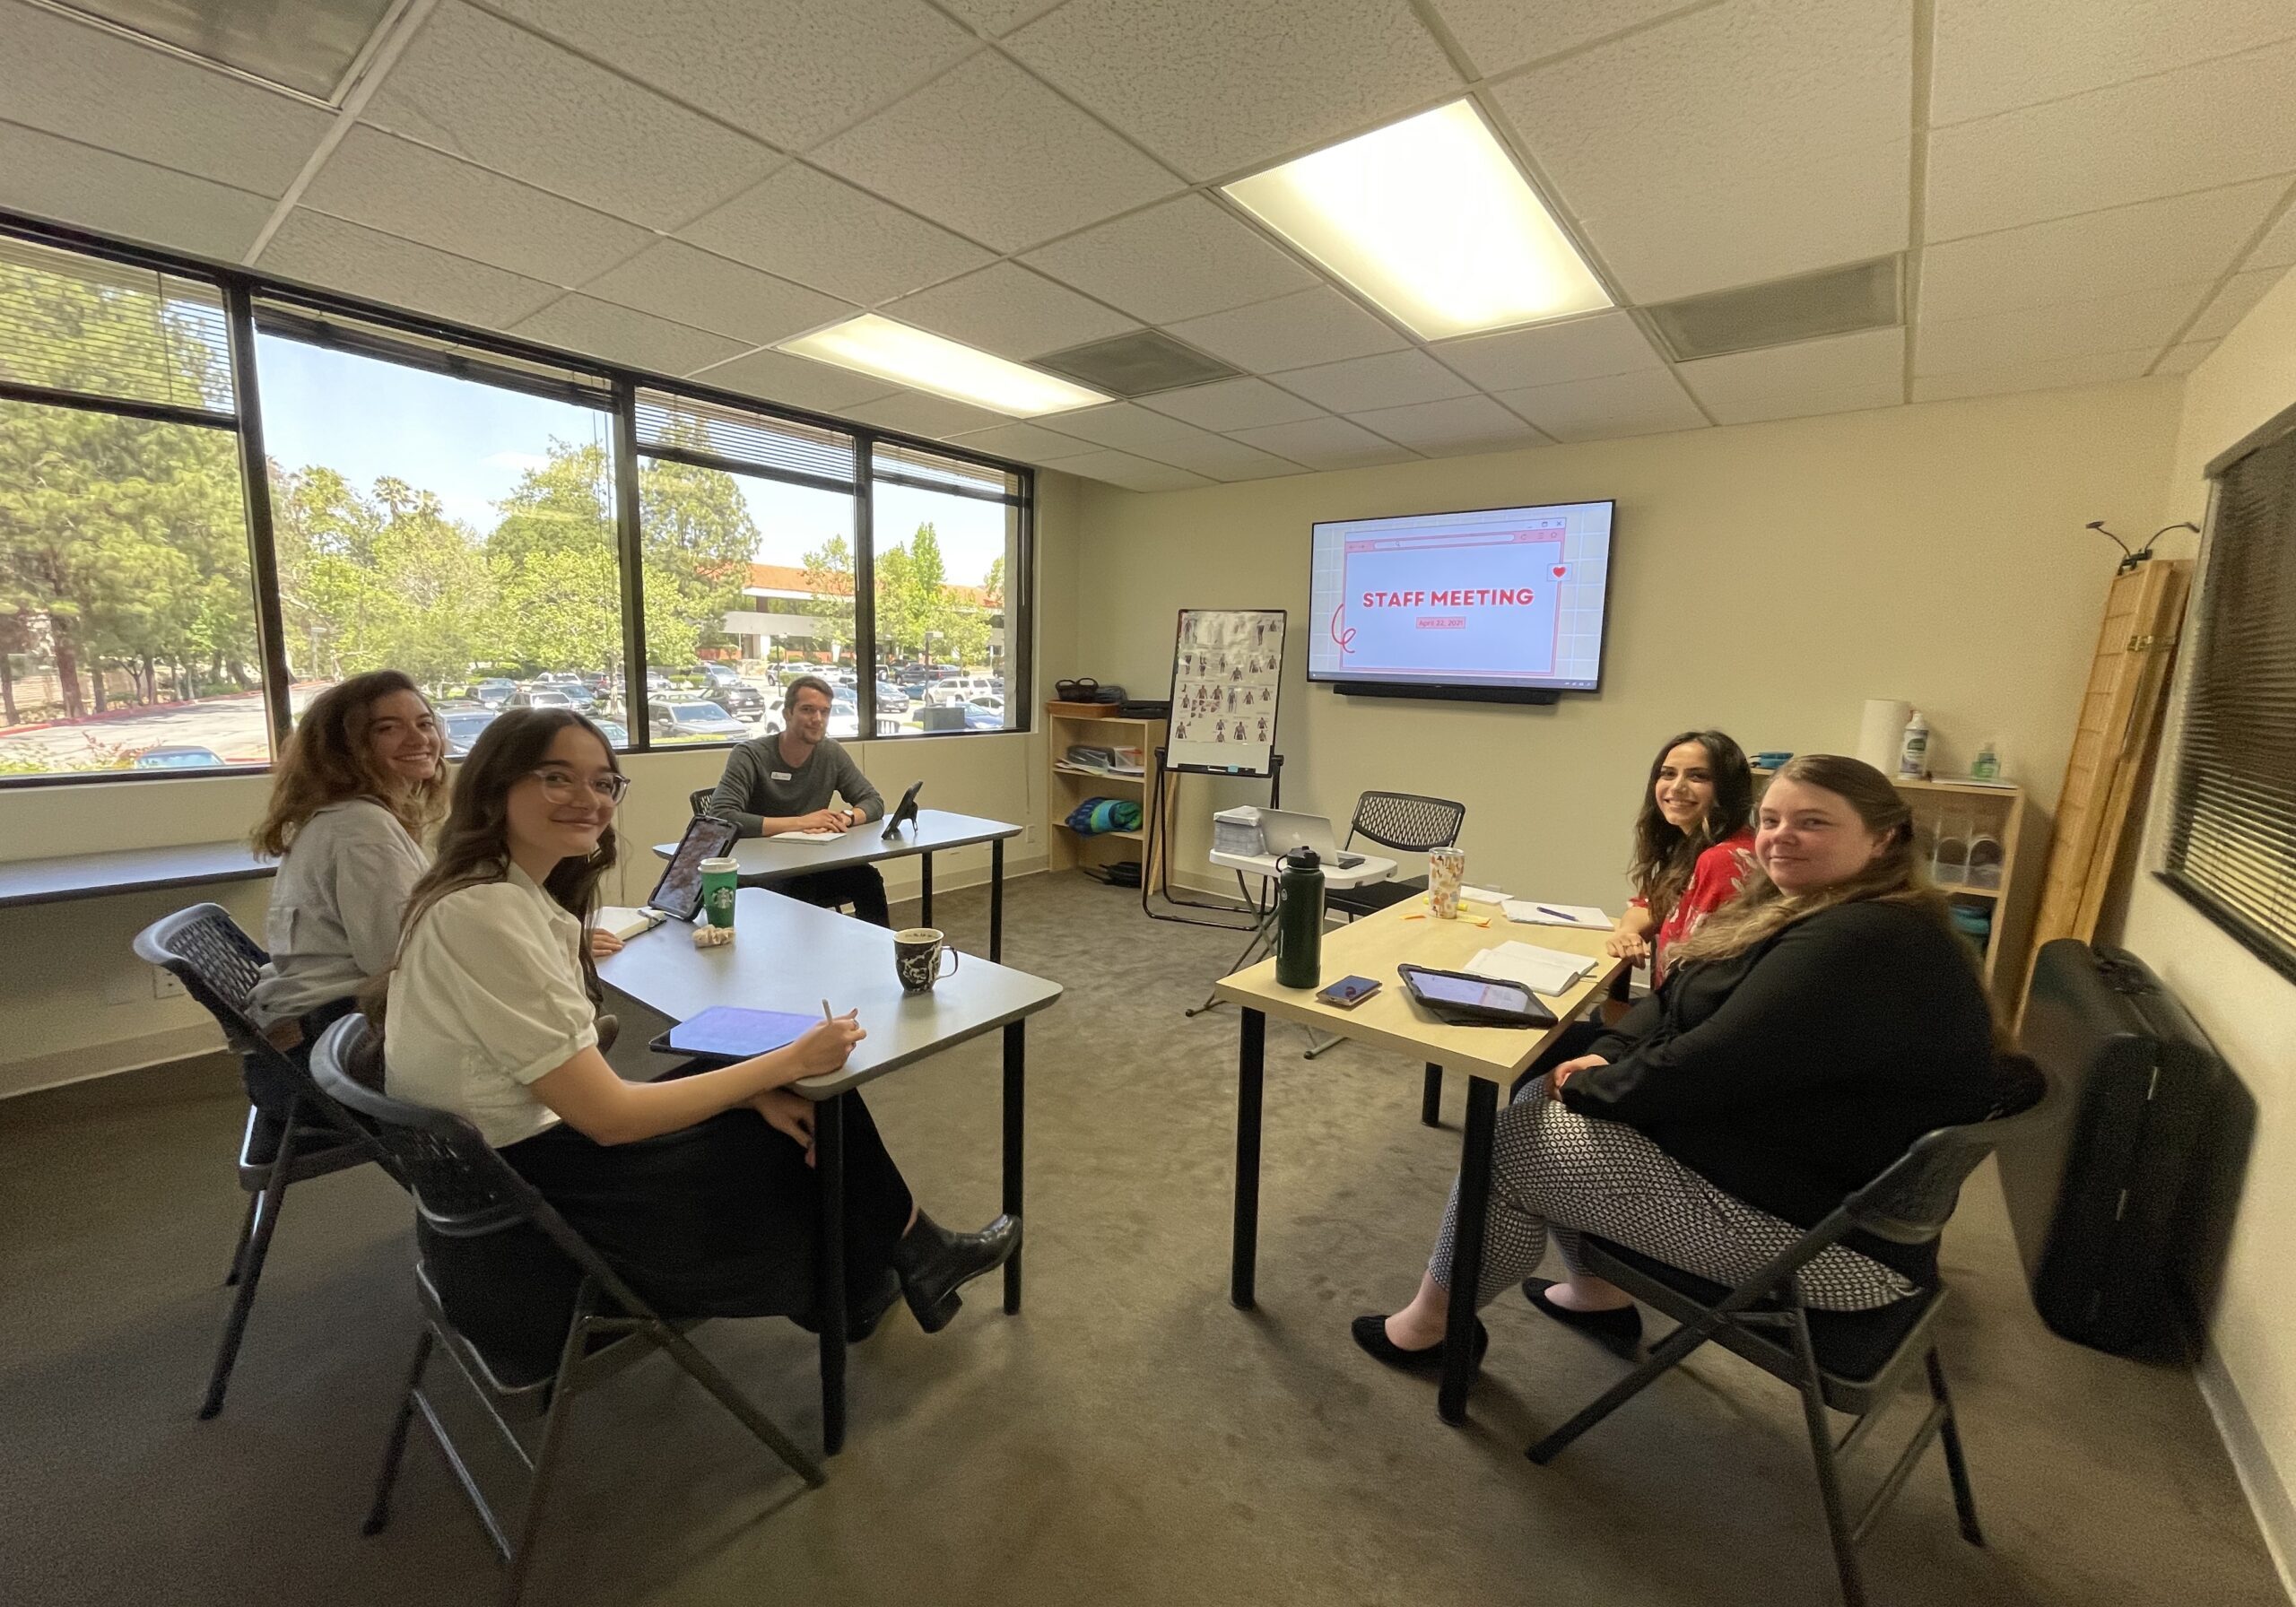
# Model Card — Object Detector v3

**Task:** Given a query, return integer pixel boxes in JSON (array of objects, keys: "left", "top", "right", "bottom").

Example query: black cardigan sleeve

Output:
[
  {"left": 1559, "top": 902, "right": 1943, "bottom": 1126},
  {"left": 1585, "top": 986, "right": 1660, "bottom": 1064}
]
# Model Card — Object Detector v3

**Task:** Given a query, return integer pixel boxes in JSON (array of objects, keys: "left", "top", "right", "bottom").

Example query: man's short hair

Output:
[{"left": 783, "top": 673, "right": 835, "bottom": 714}]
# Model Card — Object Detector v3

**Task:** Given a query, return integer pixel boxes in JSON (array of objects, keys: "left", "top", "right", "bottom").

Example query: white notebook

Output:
[
  {"left": 1500, "top": 899, "right": 1612, "bottom": 930},
  {"left": 778, "top": 826, "right": 849, "bottom": 843},
  {"left": 1464, "top": 941, "right": 1596, "bottom": 997},
  {"left": 593, "top": 907, "right": 667, "bottom": 941}
]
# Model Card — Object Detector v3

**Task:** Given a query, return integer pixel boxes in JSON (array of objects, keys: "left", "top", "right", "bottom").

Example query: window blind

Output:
[
  {"left": 871, "top": 439, "right": 1021, "bottom": 502},
  {"left": 636, "top": 388, "right": 855, "bottom": 484},
  {"left": 0, "top": 233, "right": 234, "bottom": 418},
  {"left": 2163, "top": 407, "right": 2296, "bottom": 978}
]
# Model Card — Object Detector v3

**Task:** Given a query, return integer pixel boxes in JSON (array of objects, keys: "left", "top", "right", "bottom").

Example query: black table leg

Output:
[
  {"left": 989, "top": 838, "right": 1004, "bottom": 963},
  {"left": 1439, "top": 1073, "right": 1498, "bottom": 1426},
  {"left": 1421, "top": 1064, "right": 1443, "bottom": 1126},
  {"left": 1231, "top": 1008, "right": 1265, "bottom": 1310},
  {"left": 1003, "top": 1021, "right": 1024, "bottom": 1314},
  {"left": 919, "top": 852, "right": 934, "bottom": 929},
  {"left": 815, "top": 1092, "right": 848, "bottom": 1455}
]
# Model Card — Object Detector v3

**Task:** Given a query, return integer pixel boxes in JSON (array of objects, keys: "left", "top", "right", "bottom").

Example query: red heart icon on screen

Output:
[{"left": 1552, "top": 565, "right": 1567, "bottom": 578}]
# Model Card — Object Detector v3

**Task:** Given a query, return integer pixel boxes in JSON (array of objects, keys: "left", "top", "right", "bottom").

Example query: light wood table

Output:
[{"left": 1212, "top": 898, "right": 1624, "bottom": 1424}]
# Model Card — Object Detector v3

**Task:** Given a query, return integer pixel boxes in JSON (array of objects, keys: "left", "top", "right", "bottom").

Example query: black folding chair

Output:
[
  {"left": 1305, "top": 792, "right": 1466, "bottom": 1081},
  {"left": 309, "top": 1016, "right": 821, "bottom": 1606},
  {"left": 689, "top": 787, "right": 716, "bottom": 818},
  {"left": 1526, "top": 1059, "right": 2052, "bottom": 1607},
  {"left": 132, "top": 903, "right": 380, "bottom": 1420}
]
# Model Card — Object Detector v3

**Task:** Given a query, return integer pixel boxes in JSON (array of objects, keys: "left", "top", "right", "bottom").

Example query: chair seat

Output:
[
  {"left": 1583, "top": 1237, "right": 1944, "bottom": 1395},
  {"left": 1328, "top": 876, "right": 1428, "bottom": 916},
  {"left": 238, "top": 1104, "right": 372, "bottom": 1186}
]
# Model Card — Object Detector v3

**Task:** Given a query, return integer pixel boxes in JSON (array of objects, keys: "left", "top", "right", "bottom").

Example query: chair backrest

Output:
[
  {"left": 1845, "top": 1055, "right": 2054, "bottom": 1245},
  {"left": 132, "top": 902, "right": 273, "bottom": 1059},
  {"left": 689, "top": 787, "right": 715, "bottom": 818},
  {"left": 1347, "top": 791, "right": 1466, "bottom": 855}
]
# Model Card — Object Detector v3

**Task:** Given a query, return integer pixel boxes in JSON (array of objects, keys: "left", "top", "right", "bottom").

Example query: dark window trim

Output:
[
  {"left": 869, "top": 468, "right": 1025, "bottom": 507},
  {"left": 2153, "top": 870, "right": 2296, "bottom": 988},
  {"left": 0, "top": 378, "right": 236, "bottom": 431},
  {"left": 637, "top": 440, "right": 855, "bottom": 499}
]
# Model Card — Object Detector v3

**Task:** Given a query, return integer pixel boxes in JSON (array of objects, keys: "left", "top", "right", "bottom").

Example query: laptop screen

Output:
[{"left": 648, "top": 815, "right": 737, "bottom": 922}]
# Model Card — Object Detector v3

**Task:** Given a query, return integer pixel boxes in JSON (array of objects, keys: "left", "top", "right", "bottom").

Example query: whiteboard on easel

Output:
[{"left": 1166, "top": 608, "right": 1286, "bottom": 776}]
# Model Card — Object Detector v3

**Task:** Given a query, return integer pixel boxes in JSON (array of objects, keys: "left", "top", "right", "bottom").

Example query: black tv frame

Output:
[{"left": 1308, "top": 498, "right": 1615, "bottom": 706}]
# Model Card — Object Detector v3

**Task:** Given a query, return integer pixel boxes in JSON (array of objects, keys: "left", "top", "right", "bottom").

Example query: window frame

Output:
[{"left": 0, "top": 210, "right": 1037, "bottom": 786}]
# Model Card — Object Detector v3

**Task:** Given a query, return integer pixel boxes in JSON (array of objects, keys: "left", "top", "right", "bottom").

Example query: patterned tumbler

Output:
[{"left": 1427, "top": 847, "right": 1466, "bottom": 919}]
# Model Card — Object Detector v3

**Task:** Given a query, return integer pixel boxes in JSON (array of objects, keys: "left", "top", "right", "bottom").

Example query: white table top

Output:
[
  {"left": 596, "top": 886, "right": 1059, "bottom": 1099},
  {"left": 654, "top": 807, "right": 1022, "bottom": 882},
  {"left": 1210, "top": 847, "right": 1398, "bottom": 890}
]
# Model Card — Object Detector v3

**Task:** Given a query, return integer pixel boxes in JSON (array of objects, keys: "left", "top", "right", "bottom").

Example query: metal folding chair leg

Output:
[
  {"left": 500, "top": 1324, "right": 589, "bottom": 1607},
  {"left": 652, "top": 1325, "right": 824, "bottom": 1487},
  {"left": 1787, "top": 1299, "right": 1867, "bottom": 1607},
  {"left": 365, "top": 1328, "right": 436, "bottom": 1536},
  {"left": 1928, "top": 1350, "right": 1985, "bottom": 1546},
  {"left": 200, "top": 1104, "right": 300, "bottom": 1420},
  {"left": 222, "top": 1187, "right": 260, "bottom": 1286}
]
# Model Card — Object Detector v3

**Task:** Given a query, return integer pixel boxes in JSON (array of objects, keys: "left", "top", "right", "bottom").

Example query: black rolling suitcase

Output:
[{"left": 2004, "top": 939, "right": 2225, "bottom": 1359}]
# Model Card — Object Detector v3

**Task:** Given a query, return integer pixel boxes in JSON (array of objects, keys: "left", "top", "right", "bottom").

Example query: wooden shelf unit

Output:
[{"left": 1047, "top": 702, "right": 1165, "bottom": 880}]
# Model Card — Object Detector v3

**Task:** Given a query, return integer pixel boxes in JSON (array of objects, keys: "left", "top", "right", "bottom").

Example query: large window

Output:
[
  {"left": 2161, "top": 404, "right": 2296, "bottom": 981},
  {"left": 0, "top": 221, "right": 1031, "bottom": 786},
  {"left": 0, "top": 237, "right": 267, "bottom": 777}
]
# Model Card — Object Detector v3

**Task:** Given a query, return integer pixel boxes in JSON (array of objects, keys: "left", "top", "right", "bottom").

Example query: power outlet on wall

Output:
[{"left": 152, "top": 967, "right": 187, "bottom": 1001}]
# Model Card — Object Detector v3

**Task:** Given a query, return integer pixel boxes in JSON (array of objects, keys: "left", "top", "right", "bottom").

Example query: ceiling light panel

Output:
[
  {"left": 778, "top": 315, "right": 1109, "bottom": 417},
  {"left": 1222, "top": 100, "right": 1610, "bottom": 341}
]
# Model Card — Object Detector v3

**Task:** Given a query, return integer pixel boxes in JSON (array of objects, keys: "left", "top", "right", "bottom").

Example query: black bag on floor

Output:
[{"left": 2005, "top": 939, "right": 2225, "bottom": 1359}]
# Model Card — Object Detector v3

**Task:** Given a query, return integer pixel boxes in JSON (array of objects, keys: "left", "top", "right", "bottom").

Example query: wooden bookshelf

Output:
[{"left": 1047, "top": 702, "right": 1166, "bottom": 882}]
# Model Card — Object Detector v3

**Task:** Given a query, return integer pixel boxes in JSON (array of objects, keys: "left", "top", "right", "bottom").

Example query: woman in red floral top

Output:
[{"left": 1613, "top": 729, "right": 1759, "bottom": 986}]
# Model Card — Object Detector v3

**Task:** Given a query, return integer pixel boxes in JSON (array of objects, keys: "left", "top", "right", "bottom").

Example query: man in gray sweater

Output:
[{"left": 707, "top": 674, "right": 891, "bottom": 925}]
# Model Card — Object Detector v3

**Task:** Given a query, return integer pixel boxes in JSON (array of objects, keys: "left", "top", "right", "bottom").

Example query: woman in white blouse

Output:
[{"left": 374, "top": 708, "right": 1018, "bottom": 1339}]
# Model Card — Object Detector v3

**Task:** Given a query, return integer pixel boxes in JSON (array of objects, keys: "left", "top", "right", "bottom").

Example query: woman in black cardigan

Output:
[{"left": 1356, "top": 754, "right": 2002, "bottom": 1372}]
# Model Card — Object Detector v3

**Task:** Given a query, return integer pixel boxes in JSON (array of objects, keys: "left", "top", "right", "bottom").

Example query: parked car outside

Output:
[
  {"left": 875, "top": 680, "right": 910, "bottom": 715},
  {"left": 509, "top": 688, "right": 582, "bottom": 712},
  {"left": 928, "top": 673, "right": 999, "bottom": 707},
  {"left": 970, "top": 694, "right": 1005, "bottom": 718},
  {"left": 470, "top": 678, "right": 517, "bottom": 708},
  {"left": 441, "top": 708, "right": 499, "bottom": 756},
  {"left": 593, "top": 719, "right": 628, "bottom": 747},
  {"left": 650, "top": 700, "right": 748, "bottom": 742},
  {"left": 960, "top": 702, "right": 1004, "bottom": 731},
  {"left": 133, "top": 744, "right": 226, "bottom": 769},
  {"left": 713, "top": 679, "right": 768, "bottom": 717}
]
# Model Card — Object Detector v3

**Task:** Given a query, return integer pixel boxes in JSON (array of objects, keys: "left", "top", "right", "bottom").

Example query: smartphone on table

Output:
[{"left": 1315, "top": 975, "right": 1382, "bottom": 1009}]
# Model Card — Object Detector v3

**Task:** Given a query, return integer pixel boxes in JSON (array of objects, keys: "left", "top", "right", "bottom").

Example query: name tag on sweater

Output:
[{"left": 771, "top": 771, "right": 792, "bottom": 781}]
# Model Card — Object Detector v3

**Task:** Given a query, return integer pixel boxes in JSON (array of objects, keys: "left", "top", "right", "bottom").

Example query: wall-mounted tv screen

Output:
[{"left": 1307, "top": 499, "right": 1614, "bottom": 705}]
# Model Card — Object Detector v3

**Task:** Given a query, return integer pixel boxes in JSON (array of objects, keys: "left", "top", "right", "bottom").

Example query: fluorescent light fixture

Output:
[
  {"left": 1223, "top": 100, "right": 1611, "bottom": 341},
  {"left": 777, "top": 315, "right": 1109, "bottom": 416}
]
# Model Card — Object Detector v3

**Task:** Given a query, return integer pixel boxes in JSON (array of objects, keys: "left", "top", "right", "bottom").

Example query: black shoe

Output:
[
  {"left": 1522, "top": 1279, "right": 1642, "bottom": 1354},
  {"left": 888, "top": 1211, "right": 1021, "bottom": 1333},
  {"left": 1350, "top": 1314, "right": 1490, "bottom": 1375}
]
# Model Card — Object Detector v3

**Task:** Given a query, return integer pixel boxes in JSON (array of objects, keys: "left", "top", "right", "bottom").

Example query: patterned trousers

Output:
[{"left": 1429, "top": 1081, "right": 1916, "bottom": 1312}]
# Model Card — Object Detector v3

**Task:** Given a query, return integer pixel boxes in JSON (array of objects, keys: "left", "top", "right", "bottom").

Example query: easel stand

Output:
[{"left": 1143, "top": 750, "right": 1283, "bottom": 933}]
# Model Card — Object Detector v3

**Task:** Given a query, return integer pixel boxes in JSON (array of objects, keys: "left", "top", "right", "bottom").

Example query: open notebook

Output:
[{"left": 1463, "top": 940, "right": 1596, "bottom": 997}]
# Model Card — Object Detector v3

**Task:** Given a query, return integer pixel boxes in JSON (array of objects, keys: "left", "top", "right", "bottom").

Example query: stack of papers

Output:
[
  {"left": 1459, "top": 884, "right": 1509, "bottom": 906},
  {"left": 1500, "top": 899, "right": 1611, "bottom": 930},
  {"left": 1464, "top": 940, "right": 1596, "bottom": 996},
  {"left": 593, "top": 907, "right": 666, "bottom": 941},
  {"left": 780, "top": 827, "right": 848, "bottom": 843}
]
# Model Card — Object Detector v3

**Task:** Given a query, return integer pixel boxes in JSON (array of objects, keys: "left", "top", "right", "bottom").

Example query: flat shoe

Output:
[
  {"left": 1350, "top": 1314, "right": 1489, "bottom": 1375},
  {"left": 1522, "top": 1279, "right": 1642, "bottom": 1354}
]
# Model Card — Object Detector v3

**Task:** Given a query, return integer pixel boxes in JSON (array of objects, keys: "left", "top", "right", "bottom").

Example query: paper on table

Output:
[
  {"left": 1500, "top": 899, "right": 1611, "bottom": 930},
  {"left": 778, "top": 827, "right": 848, "bottom": 843},
  {"left": 1459, "top": 884, "right": 1508, "bottom": 905},
  {"left": 1465, "top": 940, "right": 1595, "bottom": 996},
  {"left": 593, "top": 906, "right": 665, "bottom": 941}
]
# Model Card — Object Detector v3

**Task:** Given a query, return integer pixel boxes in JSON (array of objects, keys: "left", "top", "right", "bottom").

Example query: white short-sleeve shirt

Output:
[{"left": 383, "top": 864, "right": 598, "bottom": 1148}]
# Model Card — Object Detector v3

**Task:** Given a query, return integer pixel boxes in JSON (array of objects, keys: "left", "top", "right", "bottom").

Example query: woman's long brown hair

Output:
[
  {"left": 1625, "top": 728, "right": 1754, "bottom": 921},
  {"left": 249, "top": 669, "right": 447, "bottom": 857}
]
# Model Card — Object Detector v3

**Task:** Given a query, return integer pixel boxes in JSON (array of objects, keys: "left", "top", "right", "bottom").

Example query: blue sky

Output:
[{"left": 253, "top": 334, "right": 1010, "bottom": 586}]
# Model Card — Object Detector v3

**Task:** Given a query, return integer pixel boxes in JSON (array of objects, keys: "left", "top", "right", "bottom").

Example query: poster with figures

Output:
[{"left": 1165, "top": 608, "right": 1286, "bottom": 776}]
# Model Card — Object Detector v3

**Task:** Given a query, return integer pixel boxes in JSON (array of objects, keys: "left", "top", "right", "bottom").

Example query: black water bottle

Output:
[{"left": 1274, "top": 846, "right": 1326, "bottom": 989}]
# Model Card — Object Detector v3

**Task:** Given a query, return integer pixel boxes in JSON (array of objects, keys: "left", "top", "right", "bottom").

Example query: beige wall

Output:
[
  {"left": 2110, "top": 266, "right": 2296, "bottom": 1586},
  {"left": 0, "top": 467, "right": 1084, "bottom": 1099},
  {"left": 1073, "top": 382, "right": 2182, "bottom": 908}
]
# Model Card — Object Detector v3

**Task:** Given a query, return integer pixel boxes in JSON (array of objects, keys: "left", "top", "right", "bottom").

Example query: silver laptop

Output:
[{"left": 1258, "top": 808, "right": 1364, "bottom": 867}]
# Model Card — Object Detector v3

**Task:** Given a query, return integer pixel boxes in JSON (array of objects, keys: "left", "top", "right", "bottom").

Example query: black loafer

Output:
[
  {"left": 1350, "top": 1314, "right": 1490, "bottom": 1375},
  {"left": 1522, "top": 1279, "right": 1642, "bottom": 1354},
  {"left": 890, "top": 1211, "right": 1021, "bottom": 1333}
]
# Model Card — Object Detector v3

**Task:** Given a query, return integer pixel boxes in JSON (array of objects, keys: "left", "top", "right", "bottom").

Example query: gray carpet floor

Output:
[{"left": 0, "top": 871, "right": 2283, "bottom": 1607}]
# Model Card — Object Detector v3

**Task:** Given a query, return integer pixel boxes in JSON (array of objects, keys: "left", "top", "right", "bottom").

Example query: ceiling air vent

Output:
[
  {"left": 1643, "top": 256, "right": 1903, "bottom": 362},
  {"left": 1031, "top": 329, "right": 1241, "bottom": 397}
]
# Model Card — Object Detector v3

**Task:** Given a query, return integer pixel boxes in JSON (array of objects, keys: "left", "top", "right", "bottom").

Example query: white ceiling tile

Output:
[
  {"left": 2186, "top": 267, "right": 2287, "bottom": 342},
  {"left": 1916, "top": 280, "right": 2214, "bottom": 375},
  {"left": 812, "top": 52, "right": 1181, "bottom": 253},
  {"left": 2249, "top": 197, "right": 2296, "bottom": 268},
  {"left": 1055, "top": 448, "right": 1217, "bottom": 491},
  {"left": 1490, "top": 0, "right": 1911, "bottom": 303},
  {"left": 1229, "top": 415, "right": 1422, "bottom": 469},
  {"left": 2154, "top": 340, "right": 2218, "bottom": 377},
  {"left": 1037, "top": 403, "right": 1206, "bottom": 453},
  {"left": 1918, "top": 179, "right": 2289, "bottom": 323},
  {"left": 1006, "top": 0, "right": 1459, "bottom": 181},
  {"left": 1925, "top": 41, "right": 2296, "bottom": 241},
  {"left": 682, "top": 165, "right": 993, "bottom": 306},
  {"left": 936, "top": 0, "right": 1065, "bottom": 36},
  {"left": 580, "top": 241, "right": 857, "bottom": 345},
  {"left": 0, "top": 2, "right": 331, "bottom": 195},
  {"left": 1492, "top": 368, "right": 1708, "bottom": 441},
  {"left": 942, "top": 421, "right": 1100, "bottom": 463},
  {"left": 259, "top": 211, "right": 561, "bottom": 328},
  {"left": 0, "top": 121, "right": 274, "bottom": 261},
  {"left": 301, "top": 127, "right": 652, "bottom": 284},
  {"left": 1020, "top": 195, "right": 1318, "bottom": 325},
  {"left": 1342, "top": 395, "right": 1549, "bottom": 454},
  {"left": 1430, "top": 0, "right": 1703, "bottom": 76},
  {"left": 1136, "top": 377, "right": 1328, "bottom": 431},
  {"left": 510, "top": 294, "right": 748, "bottom": 375},
  {"left": 1930, "top": 0, "right": 2296, "bottom": 126},
  {"left": 1165, "top": 287, "right": 1408, "bottom": 372},
  {"left": 1135, "top": 433, "right": 1309, "bottom": 481},
  {"left": 1676, "top": 327, "right": 1905, "bottom": 422},
  {"left": 1270, "top": 350, "right": 1475, "bottom": 413},
  {"left": 846, "top": 391, "right": 1019, "bottom": 438},
  {"left": 1429, "top": 310, "right": 1663, "bottom": 390},
  {"left": 482, "top": 0, "right": 975, "bottom": 151},
  {"left": 1911, "top": 348, "right": 2154, "bottom": 402},
  {"left": 882, "top": 264, "right": 1136, "bottom": 360},
  {"left": 361, "top": 3, "right": 785, "bottom": 231},
  {"left": 686, "top": 347, "right": 899, "bottom": 413}
]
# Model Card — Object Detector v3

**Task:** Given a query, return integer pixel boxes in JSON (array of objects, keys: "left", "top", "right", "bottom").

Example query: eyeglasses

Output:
[{"left": 527, "top": 769, "right": 629, "bottom": 804}]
